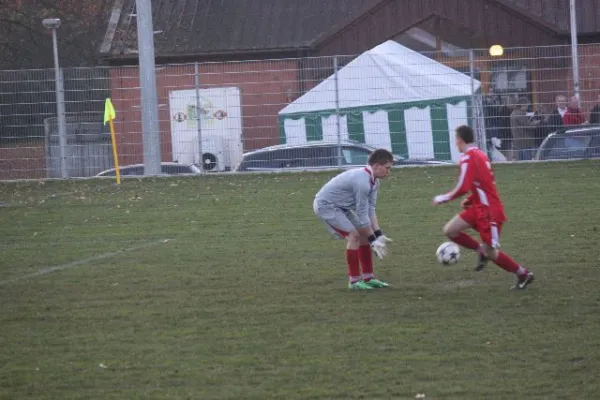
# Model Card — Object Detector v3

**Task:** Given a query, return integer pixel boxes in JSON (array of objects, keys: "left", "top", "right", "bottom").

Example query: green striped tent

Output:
[{"left": 278, "top": 40, "right": 484, "bottom": 163}]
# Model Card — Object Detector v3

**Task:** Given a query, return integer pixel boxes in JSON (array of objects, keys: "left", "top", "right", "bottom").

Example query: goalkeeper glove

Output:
[
  {"left": 374, "top": 229, "right": 393, "bottom": 243},
  {"left": 368, "top": 233, "right": 391, "bottom": 259}
]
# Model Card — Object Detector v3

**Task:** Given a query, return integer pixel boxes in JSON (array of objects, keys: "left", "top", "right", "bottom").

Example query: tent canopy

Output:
[
  {"left": 278, "top": 40, "right": 484, "bottom": 162},
  {"left": 279, "top": 40, "right": 481, "bottom": 116}
]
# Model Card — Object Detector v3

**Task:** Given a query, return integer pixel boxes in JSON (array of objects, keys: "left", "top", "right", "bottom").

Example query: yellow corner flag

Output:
[
  {"left": 104, "top": 98, "right": 121, "bottom": 184},
  {"left": 104, "top": 98, "right": 116, "bottom": 125}
]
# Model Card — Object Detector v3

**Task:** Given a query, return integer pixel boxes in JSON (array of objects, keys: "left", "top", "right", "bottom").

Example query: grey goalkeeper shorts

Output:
[{"left": 313, "top": 198, "right": 361, "bottom": 239}]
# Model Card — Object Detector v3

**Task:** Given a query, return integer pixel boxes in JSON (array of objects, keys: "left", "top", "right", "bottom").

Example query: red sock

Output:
[
  {"left": 346, "top": 249, "right": 361, "bottom": 283},
  {"left": 493, "top": 251, "right": 523, "bottom": 274},
  {"left": 450, "top": 232, "right": 480, "bottom": 251},
  {"left": 358, "top": 245, "right": 374, "bottom": 281}
]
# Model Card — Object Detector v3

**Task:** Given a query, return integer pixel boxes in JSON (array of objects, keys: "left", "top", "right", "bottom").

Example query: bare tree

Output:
[
  {"left": 0, "top": 1, "right": 114, "bottom": 143},
  {"left": 0, "top": 0, "right": 114, "bottom": 69}
]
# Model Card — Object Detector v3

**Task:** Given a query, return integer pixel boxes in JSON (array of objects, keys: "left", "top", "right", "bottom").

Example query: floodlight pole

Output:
[
  {"left": 570, "top": 0, "right": 580, "bottom": 102},
  {"left": 136, "top": 0, "right": 161, "bottom": 175}
]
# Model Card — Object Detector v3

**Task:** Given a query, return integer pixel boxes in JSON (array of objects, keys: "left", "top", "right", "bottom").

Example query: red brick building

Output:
[{"left": 98, "top": 0, "right": 600, "bottom": 165}]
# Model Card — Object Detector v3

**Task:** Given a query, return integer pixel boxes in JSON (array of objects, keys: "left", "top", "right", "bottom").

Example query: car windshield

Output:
[
  {"left": 543, "top": 134, "right": 595, "bottom": 159},
  {"left": 341, "top": 147, "right": 372, "bottom": 165}
]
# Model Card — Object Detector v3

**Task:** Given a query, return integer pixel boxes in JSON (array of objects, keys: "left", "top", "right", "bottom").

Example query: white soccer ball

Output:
[{"left": 436, "top": 241, "right": 460, "bottom": 265}]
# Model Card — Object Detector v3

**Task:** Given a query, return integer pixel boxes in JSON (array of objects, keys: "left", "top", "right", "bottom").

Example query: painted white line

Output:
[{"left": 0, "top": 239, "right": 172, "bottom": 286}]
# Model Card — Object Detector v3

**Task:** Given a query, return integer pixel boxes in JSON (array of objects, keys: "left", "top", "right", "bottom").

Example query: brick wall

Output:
[
  {"left": 0, "top": 144, "right": 46, "bottom": 180},
  {"left": 108, "top": 60, "right": 300, "bottom": 166}
]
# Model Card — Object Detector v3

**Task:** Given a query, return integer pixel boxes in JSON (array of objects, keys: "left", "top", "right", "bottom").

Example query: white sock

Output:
[{"left": 516, "top": 266, "right": 527, "bottom": 276}]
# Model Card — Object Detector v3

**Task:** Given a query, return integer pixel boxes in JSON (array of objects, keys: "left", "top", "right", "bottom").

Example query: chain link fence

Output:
[{"left": 1, "top": 42, "right": 599, "bottom": 180}]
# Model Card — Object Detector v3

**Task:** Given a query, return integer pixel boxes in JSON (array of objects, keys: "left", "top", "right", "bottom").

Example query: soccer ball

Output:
[{"left": 436, "top": 242, "right": 460, "bottom": 265}]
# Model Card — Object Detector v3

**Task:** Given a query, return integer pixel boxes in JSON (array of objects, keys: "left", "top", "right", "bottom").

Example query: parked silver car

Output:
[
  {"left": 235, "top": 141, "right": 450, "bottom": 172},
  {"left": 96, "top": 162, "right": 203, "bottom": 177},
  {"left": 534, "top": 126, "right": 600, "bottom": 161}
]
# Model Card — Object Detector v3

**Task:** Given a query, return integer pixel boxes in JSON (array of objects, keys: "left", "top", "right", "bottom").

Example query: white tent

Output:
[{"left": 278, "top": 40, "right": 485, "bottom": 162}]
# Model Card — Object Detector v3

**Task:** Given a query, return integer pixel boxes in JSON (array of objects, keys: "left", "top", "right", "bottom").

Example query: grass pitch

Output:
[{"left": 1, "top": 160, "right": 600, "bottom": 399}]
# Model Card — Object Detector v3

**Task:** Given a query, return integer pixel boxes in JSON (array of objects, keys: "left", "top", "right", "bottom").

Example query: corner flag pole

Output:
[{"left": 104, "top": 98, "right": 121, "bottom": 184}]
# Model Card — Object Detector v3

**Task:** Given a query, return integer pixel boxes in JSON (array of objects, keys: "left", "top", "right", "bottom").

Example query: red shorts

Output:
[
  {"left": 459, "top": 205, "right": 503, "bottom": 248},
  {"left": 327, "top": 223, "right": 350, "bottom": 238}
]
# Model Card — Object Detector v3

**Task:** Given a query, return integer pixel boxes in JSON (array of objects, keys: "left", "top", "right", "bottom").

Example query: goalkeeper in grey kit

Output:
[{"left": 313, "top": 149, "right": 395, "bottom": 290}]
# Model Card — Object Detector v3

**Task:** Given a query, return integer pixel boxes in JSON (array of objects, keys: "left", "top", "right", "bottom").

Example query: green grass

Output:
[{"left": 1, "top": 160, "right": 600, "bottom": 400}]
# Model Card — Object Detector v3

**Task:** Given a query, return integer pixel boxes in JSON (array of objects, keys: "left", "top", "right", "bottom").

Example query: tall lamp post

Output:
[
  {"left": 42, "top": 18, "right": 68, "bottom": 178},
  {"left": 569, "top": 0, "right": 580, "bottom": 102}
]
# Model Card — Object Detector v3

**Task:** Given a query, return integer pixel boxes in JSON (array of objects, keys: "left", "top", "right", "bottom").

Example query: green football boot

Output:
[
  {"left": 364, "top": 278, "right": 390, "bottom": 288},
  {"left": 348, "top": 280, "right": 374, "bottom": 290}
]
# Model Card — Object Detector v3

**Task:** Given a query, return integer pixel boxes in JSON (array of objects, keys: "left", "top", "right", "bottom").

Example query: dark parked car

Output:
[
  {"left": 534, "top": 126, "right": 600, "bottom": 161},
  {"left": 96, "top": 162, "right": 203, "bottom": 177},
  {"left": 235, "top": 141, "right": 449, "bottom": 172}
]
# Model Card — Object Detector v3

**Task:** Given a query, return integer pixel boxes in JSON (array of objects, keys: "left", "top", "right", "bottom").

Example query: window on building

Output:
[
  {"left": 394, "top": 27, "right": 469, "bottom": 58},
  {"left": 490, "top": 64, "right": 529, "bottom": 94}
]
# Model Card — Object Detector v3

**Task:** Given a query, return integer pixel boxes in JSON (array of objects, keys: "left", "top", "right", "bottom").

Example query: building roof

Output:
[
  {"left": 99, "top": 0, "right": 600, "bottom": 62},
  {"left": 495, "top": 0, "right": 600, "bottom": 34},
  {"left": 100, "top": 0, "right": 384, "bottom": 59}
]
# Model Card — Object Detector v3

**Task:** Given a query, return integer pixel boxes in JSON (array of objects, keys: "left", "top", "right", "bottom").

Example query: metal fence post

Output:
[
  {"left": 468, "top": 49, "right": 486, "bottom": 153},
  {"left": 469, "top": 49, "right": 476, "bottom": 116},
  {"left": 333, "top": 56, "right": 341, "bottom": 168},
  {"left": 194, "top": 62, "right": 204, "bottom": 173},
  {"left": 57, "top": 68, "right": 68, "bottom": 178}
]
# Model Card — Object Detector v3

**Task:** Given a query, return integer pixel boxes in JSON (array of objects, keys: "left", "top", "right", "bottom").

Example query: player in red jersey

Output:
[{"left": 432, "top": 125, "right": 534, "bottom": 290}]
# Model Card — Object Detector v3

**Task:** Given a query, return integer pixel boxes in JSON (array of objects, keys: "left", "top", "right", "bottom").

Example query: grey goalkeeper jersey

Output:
[{"left": 315, "top": 166, "right": 379, "bottom": 228}]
